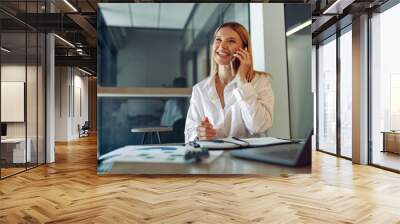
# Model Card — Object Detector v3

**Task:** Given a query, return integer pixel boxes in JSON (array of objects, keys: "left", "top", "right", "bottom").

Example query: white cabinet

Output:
[{"left": 1, "top": 138, "right": 32, "bottom": 163}]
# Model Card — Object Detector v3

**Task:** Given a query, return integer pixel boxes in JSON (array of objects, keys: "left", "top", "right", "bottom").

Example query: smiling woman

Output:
[
  {"left": 184, "top": 22, "right": 274, "bottom": 143},
  {"left": 97, "top": 3, "right": 252, "bottom": 155}
]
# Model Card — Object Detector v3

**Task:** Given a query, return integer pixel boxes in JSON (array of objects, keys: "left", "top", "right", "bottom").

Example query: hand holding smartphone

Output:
[{"left": 231, "top": 47, "right": 254, "bottom": 82}]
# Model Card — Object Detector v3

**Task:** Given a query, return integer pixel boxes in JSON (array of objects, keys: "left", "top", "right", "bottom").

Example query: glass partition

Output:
[
  {"left": 27, "top": 30, "right": 38, "bottom": 169},
  {"left": 370, "top": 3, "right": 400, "bottom": 171},
  {"left": 98, "top": 97, "right": 190, "bottom": 156},
  {"left": 285, "top": 4, "right": 313, "bottom": 140},
  {"left": 98, "top": 3, "right": 250, "bottom": 156},
  {"left": 0, "top": 1, "right": 46, "bottom": 179},
  {"left": 317, "top": 35, "right": 337, "bottom": 155},
  {"left": 37, "top": 31, "right": 45, "bottom": 165},
  {"left": 1, "top": 25, "right": 28, "bottom": 177},
  {"left": 339, "top": 26, "right": 352, "bottom": 158}
]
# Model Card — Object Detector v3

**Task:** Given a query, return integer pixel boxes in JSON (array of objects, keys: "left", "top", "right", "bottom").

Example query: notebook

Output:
[
  {"left": 196, "top": 137, "right": 298, "bottom": 150},
  {"left": 100, "top": 145, "right": 224, "bottom": 163},
  {"left": 230, "top": 132, "right": 312, "bottom": 167}
]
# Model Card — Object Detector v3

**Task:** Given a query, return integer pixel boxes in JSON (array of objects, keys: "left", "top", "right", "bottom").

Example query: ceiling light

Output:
[
  {"left": 1, "top": 47, "right": 11, "bottom": 53},
  {"left": 323, "top": 0, "right": 343, "bottom": 15},
  {"left": 286, "top": 20, "right": 312, "bottom": 36},
  {"left": 54, "top": 34, "right": 75, "bottom": 48},
  {"left": 78, "top": 67, "right": 92, "bottom": 76},
  {"left": 63, "top": 0, "right": 78, "bottom": 12}
]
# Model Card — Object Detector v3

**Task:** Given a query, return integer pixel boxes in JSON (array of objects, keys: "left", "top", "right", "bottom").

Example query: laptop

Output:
[{"left": 230, "top": 132, "right": 312, "bottom": 167}]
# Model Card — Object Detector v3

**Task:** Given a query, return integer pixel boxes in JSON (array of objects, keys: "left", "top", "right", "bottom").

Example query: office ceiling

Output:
[
  {"left": 0, "top": 0, "right": 394, "bottom": 75},
  {"left": 307, "top": 0, "right": 390, "bottom": 43},
  {"left": 0, "top": 33, "right": 42, "bottom": 64}
]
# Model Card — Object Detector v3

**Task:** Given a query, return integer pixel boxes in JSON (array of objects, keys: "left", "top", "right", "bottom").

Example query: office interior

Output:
[
  {"left": 0, "top": 0, "right": 399, "bottom": 222},
  {"left": 0, "top": 0, "right": 96, "bottom": 179},
  {"left": 96, "top": 3, "right": 313, "bottom": 175}
]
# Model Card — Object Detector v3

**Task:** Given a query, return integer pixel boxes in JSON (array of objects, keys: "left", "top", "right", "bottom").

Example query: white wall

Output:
[
  {"left": 1, "top": 65, "right": 38, "bottom": 137},
  {"left": 1, "top": 65, "right": 26, "bottom": 139},
  {"left": 250, "top": 3, "right": 265, "bottom": 72},
  {"left": 250, "top": 4, "right": 291, "bottom": 139},
  {"left": 1, "top": 82, "right": 24, "bottom": 122},
  {"left": 55, "top": 67, "right": 68, "bottom": 141},
  {"left": 55, "top": 67, "right": 89, "bottom": 141},
  {"left": 72, "top": 73, "right": 89, "bottom": 138},
  {"left": 1, "top": 63, "right": 46, "bottom": 163}
]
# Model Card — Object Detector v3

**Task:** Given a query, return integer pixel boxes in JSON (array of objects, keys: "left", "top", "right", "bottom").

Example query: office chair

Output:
[{"left": 79, "top": 121, "right": 90, "bottom": 138}]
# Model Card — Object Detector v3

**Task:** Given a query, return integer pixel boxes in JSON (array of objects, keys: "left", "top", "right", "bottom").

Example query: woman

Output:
[{"left": 184, "top": 22, "right": 274, "bottom": 142}]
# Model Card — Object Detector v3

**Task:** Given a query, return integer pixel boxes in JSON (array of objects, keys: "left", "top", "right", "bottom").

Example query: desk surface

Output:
[
  {"left": 381, "top": 131, "right": 400, "bottom": 134},
  {"left": 131, "top": 127, "right": 173, "bottom": 133},
  {"left": 99, "top": 144, "right": 310, "bottom": 175}
]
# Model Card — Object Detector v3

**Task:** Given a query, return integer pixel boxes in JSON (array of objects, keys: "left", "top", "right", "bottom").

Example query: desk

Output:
[
  {"left": 382, "top": 131, "right": 400, "bottom": 154},
  {"left": 98, "top": 144, "right": 310, "bottom": 175},
  {"left": 1, "top": 138, "right": 31, "bottom": 163},
  {"left": 131, "top": 127, "right": 173, "bottom": 144}
]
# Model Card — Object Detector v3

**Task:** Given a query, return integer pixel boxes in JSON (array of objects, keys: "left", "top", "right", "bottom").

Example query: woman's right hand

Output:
[{"left": 196, "top": 117, "right": 217, "bottom": 140}]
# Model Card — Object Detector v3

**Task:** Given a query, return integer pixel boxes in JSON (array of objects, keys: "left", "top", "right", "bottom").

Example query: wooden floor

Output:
[
  {"left": 1, "top": 135, "right": 400, "bottom": 223},
  {"left": 372, "top": 150, "right": 400, "bottom": 171},
  {"left": 1, "top": 167, "right": 26, "bottom": 177}
]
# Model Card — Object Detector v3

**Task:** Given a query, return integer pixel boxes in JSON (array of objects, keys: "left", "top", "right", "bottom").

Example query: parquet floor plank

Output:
[{"left": 0, "top": 134, "right": 399, "bottom": 223}]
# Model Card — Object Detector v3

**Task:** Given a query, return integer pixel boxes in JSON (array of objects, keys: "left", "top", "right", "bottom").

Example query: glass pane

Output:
[
  {"left": 97, "top": 2, "right": 250, "bottom": 158},
  {"left": 98, "top": 3, "right": 194, "bottom": 88},
  {"left": 98, "top": 3, "right": 250, "bottom": 88},
  {"left": 38, "top": 33, "right": 45, "bottom": 164},
  {"left": 193, "top": 4, "right": 219, "bottom": 38},
  {"left": 98, "top": 97, "right": 190, "bottom": 157},
  {"left": 340, "top": 28, "right": 352, "bottom": 158},
  {"left": 285, "top": 4, "right": 313, "bottom": 140},
  {"left": 317, "top": 36, "right": 337, "bottom": 154},
  {"left": 223, "top": 3, "right": 249, "bottom": 31},
  {"left": 312, "top": 46, "right": 317, "bottom": 150},
  {"left": 371, "top": 4, "right": 400, "bottom": 171},
  {"left": 27, "top": 31, "right": 38, "bottom": 168},
  {"left": 1, "top": 27, "right": 28, "bottom": 177}
]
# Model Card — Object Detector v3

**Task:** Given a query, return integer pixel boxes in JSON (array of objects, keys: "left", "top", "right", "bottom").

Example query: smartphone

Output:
[
  {"left": 231, "top": 55, "right": 240, "bottom": 71},
  {"left": 231, "top": 45, "right": 247, "bottom": 71}
]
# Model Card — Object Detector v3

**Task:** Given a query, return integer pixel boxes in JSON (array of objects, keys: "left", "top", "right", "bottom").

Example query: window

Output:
[
  {"left": 317, "top": 35, "right": 337, "bottom": 154},
  {"left": 370, "top": 2, "right": 400, "bottom": 171},
  {"left": 339, "top": 27, "right": 352, "bottom": 158},
  {"left": 316, "top": 24, "right": 353, "bottom": 159}
]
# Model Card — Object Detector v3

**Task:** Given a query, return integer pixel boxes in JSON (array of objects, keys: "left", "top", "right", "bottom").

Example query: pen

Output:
[
  {"left": 210, "top": 139, "right": 243, "bottom": 147},
  {"left": 195, "top": 139, "right": 243, "bottom": 147},
  {"left": 232, "top": 137, "right": 250, "bottom": 146}
]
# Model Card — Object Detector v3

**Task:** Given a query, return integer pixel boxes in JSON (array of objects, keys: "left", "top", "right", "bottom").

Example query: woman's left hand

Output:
[{"left": 233, "top": 47, "right": 254, "bottom": 83}]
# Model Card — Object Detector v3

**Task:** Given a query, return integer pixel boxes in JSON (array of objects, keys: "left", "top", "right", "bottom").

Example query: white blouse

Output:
[{"left": 184, "top": 71, "right": 274, "bottom": 143}]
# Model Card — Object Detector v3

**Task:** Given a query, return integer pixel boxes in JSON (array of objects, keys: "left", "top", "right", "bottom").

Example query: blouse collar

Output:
[{"left": 204, "top": 74, "right": 240, "bottom": 109}]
